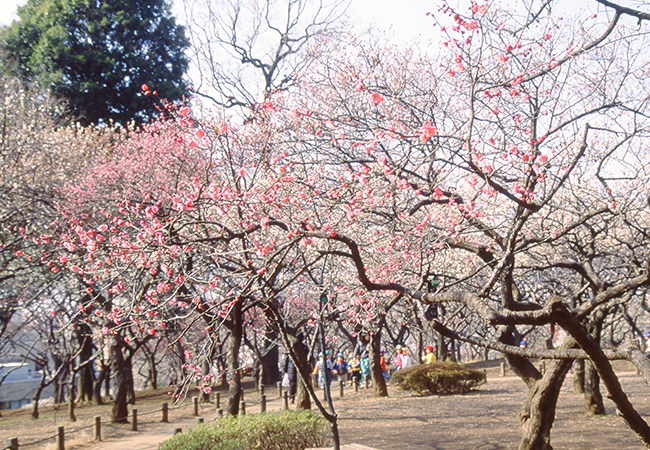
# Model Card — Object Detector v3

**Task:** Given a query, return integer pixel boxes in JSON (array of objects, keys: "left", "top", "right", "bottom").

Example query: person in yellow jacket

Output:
[{"left": 424, "top": 345, "right": 436, "bottom": 364}]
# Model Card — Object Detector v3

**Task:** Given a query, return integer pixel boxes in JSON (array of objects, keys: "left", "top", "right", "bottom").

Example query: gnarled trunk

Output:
[
  {"left": 110, "top": 337, "right": 129, "bottom": 423},
  {"left": 68, "top": 368, "right": 77, "bottom": 422},
  {"left": 583, "top": 360, "right": 605, "bottom": 415},
  {"left": 31, "top": 372, "right": 47, "bottom": 419},
  {"left": 93, "top": 363, "right": 109, "bottom": 405},
  {"left": 292, "top": 336, "right": 312, "bottom": 411},
  {"left": 369, "top": 330, "right": 388, "bottom": 397},
  {"left": 518, "top": 358, "right": 573, "bottom": 450},
  {"left": 572, "top": 359, "right": 585, "bottom": 394},
  {"left": 260, "top": 321, "right": 280, "bottom": 385},
  {"left": 76, "top": 323, "right": 94, "bottom": 403},
  {"left": 227, "top": 298, "right": 243, "bottom": 416}
]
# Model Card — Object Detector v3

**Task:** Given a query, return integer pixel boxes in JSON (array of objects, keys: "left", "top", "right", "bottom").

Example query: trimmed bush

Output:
[
  {"left": 158, "top": 409, "right": 331, "bottom": 450},
  {"left": 392, "top": 362, "right": 486, "bottom": 395}
]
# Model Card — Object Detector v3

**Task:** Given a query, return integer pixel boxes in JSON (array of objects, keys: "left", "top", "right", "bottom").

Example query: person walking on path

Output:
[
  {"left": 349, "top": 354, "right": 361, "bottom": 386},
  {"left": 283, "top": 351, "right": 298, "bottom": 403},
  {"left": 313, "top": 351, "right": 334, "bottom": 389},
  {"left": 394, "top": 345, "right": 403, "bottom": 371},
  {"left": 353, "top": 333, "right": 371, "bottom": 386},
  {"left": 380, "top": 351, "right": 389, "bottom": 380},
  {"left": 332, "top": 352, "right": 348, "bottom": 383},
  {"left": 424, "top": 345, "right": 436, "bottom": 364},
  {"left": 400, "top": 347, "right": 413, "bottom": 369}
]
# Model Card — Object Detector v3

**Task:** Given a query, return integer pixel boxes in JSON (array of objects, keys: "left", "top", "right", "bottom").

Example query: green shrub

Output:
[
  {"left": 158, "top": 409, "right": 331, "bottom": 450},
  {"left": 392, "top": 362, "right": 486, "bottom": 395}
]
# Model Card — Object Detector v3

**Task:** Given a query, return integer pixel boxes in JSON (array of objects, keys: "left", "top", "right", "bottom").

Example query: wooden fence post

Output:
[
  {"left": 339, "top": 380, "right": 344, "bottom": 398},
  {"left": 94, "top": 416, "right": 101, "bottom": 441},
  {"left": 277, "top": 381, "right": 282, "bottom": 398},
  {"left": 282, "top": 391, "right": 289, "bottom": 410},
  {"left": 9, "top": 438, "right": 19, "bottom": 450},
  {"left": 240, "top": 401, "right": 246, "bottom": 415},
  {"left": 260, "top": 394, "right": 266, "bottom": 413},
  {"left": 57, "top": 426, "right": 65, "bottom": 450},
  {"left": 162, "top": 403, "right": 168, "bottom": 423},
  {"left": 215, "top": 392, "right": 220, "bottom": 409},
  {"left": 193, "top": 396, "right": 199, "bottom": 416},
  {"left": 131, "top": 409, "right": 138, "bottom": 431}
]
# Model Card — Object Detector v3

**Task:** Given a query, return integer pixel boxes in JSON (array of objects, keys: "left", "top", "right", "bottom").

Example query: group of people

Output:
[{"left": 282, "top": 334, "right": 438, "bottom": 401}]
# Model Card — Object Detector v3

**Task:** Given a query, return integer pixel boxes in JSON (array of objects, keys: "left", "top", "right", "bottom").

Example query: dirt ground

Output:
[
  {"left": 2, "top": 360, "right": 649, "bottom": 450},
  {"left": 334, "top": 364, "right": 649, "bottom": 449}
]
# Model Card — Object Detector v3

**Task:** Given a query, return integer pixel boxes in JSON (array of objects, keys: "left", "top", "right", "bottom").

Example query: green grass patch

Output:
[
  {"left": 392, "top": 361, "right": 487, "bottom": 395},
  {"left": 158, "top": 409, "right": 331, "bottom": 450}
]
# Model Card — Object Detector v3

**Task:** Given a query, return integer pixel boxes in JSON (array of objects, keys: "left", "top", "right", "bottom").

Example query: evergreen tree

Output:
[{"left": 1, "top": 0, "right": 189, "bottom": 126}]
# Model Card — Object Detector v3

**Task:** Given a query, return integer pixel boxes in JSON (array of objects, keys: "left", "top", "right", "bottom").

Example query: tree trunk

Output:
[
  {"left": 584, "top": 360, "right": 605, "bottom": 416},
  {"left": 148, "top": 351, "right": 158, "bottom": 390},
  {"left": 227, "top": 299, "right": 243, "bottom": 416},
  {"left": 104, "top": 366, "right": 111, "bottom": 400},
  {"left": 68, "top": 368, "right": 77, "bottom": 422},
  {"left": 53, "top": 355, "right": 68, "bottom": 404},
  {"left": 201, "top": 359, "right": 211, "bottom": 402},
  {"left": 518, "top": 358, "right": 573, "bottom": 450},
  {"left": 572, "top": 359, "right": 585, "bottom": 395},
  {"left": 93, "top": 364, "right": 109, "bottom": 405},
  {"left": 368, "top": 331, "right": 388, "bottom": 397},
  {"left": 125, "top": 356, "right": 136, "bottom": 405},
  {"left": 437, "top": 333, "right": 447, "bottom": 361},
  {"left": 31, "top": 373, "right": 47, "bottom": 419},
  {"left": 260, "top": 322, "right": 280, "bottom": 385},
  {"left": 75, "top": 323, "right": 95, "bottom": 403},
  {"left": 110, "top": 337, "right": 129, "bottom": 423},
  {"left": 289, "top": 335, "right": 312, "bottom": 410},
  {"left": 450, "top": 338, "right": 457, "bottom": 362}
]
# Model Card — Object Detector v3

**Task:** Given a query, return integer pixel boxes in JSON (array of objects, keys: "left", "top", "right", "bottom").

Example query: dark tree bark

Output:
[
  {"left": 75, "top": 323, "right": 94, "bottom": 403},
  {"left": 30, "top": 372, "right": 47, "bottom": 419},
  {"left": 518, "top": 358, "right": 573, "bottom": 450},
  {"left": 259, "top": 317, "right": 280, "bottom": 385},
  {"left": 141, "top": 344, "right": 159, "bottom": 390},
  {"left": 148, "top": 352, "right": 158, "bottom": 390},
  {"left": 125, "top": 356, "right": 136, "bottom": 405},
  {"left": 201, "top": 359, "right": 211, "bottom": 402},
  {"left": 110, "top": 337, "right": 129, "bottom": 423},
  {"left": 260, "top": 343, "right": 280, "bottom": 385},
  {"left": 226, "top": 298, "right": 244, "bottom": 416},
  {"left": 437, "top": 333, "right": 448, "bottom": 361},
  {"left": 292, "top": 336, "right": 312, "bottom": 411},
  {"left": 369, "top": 330, "right": 388, "bottom": 397},
  {"left": 93, "top": 363, "right": 109, "bottom": 405},
  {"left": 583, "top": 313, "right": 605, "bottom": 415},
  {"left": 53, "top": 354, "right": 68, "bottom": 404},
  {"left": 68, "top": 367, "right": 77, "bottom": 422},
  {"left": 497, "top": 325, "right": 573, "bottom": 450},
  {"left": 103, "top": 366, "right": 111, "bottom": 400},
  {"left": 572, "top": 359, "right": 585, "bottom": 394},
  {"left": 584, "top": 360, "right": 605, "bottom": 415}
]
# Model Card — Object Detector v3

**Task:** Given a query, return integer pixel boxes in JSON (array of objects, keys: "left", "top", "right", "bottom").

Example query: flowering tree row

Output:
[{"left": 9, "top": 0, "right": 650, "bottom": 449}]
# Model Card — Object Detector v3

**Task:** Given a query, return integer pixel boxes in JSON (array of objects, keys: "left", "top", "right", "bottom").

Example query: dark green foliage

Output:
[
  {"left": 392, "top": 362, "right": 487, "bottom": 395},
  {"left": 1, "top": 0, "right": 189, "bottom": 126},
  {"left": 158, "top": 410, "right": 331, "bottom": 450}
]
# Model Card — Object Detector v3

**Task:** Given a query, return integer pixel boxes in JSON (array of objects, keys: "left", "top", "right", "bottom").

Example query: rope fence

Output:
[
  {"left": 3, "top": 394, "right": 207, "bottom": 450},
  {"left": 2, "top": 385, "right": 295, "bottom": 450}
]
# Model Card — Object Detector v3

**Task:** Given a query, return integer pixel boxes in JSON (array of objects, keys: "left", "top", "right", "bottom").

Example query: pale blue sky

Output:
[
  {"left": 0, "top": 0, "right": 435, "bottom": 46},
  {"left": 0, "top": 0, "right": 23, "bottom": 26}
]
